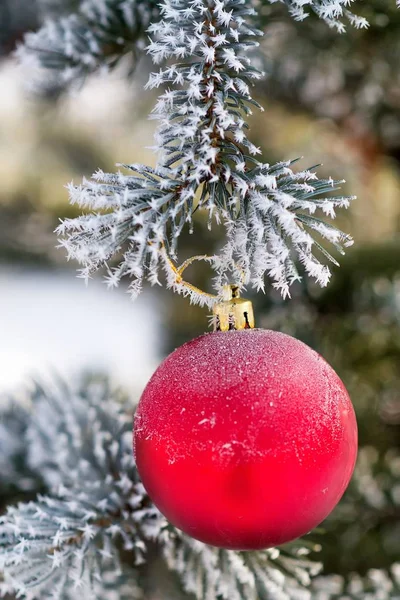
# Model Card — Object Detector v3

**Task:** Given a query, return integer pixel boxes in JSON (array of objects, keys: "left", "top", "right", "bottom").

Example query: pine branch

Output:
[
  {"left": 0, "top": 402, "right": 39, "bottom": 494},
  {"left": 340, "top": 446, "right": 400, "bottom": 524},
  {"left": 0, "top": 497, "right": 144, "bottom": 600},
  {"left": 161, "top": 527, "right": 322, "bottom": 600},
  {"left": 0, "top": 379, "right": 163, "bottom": 599},
  {"left": 17, "top": 0, "right": 372, "bottom": 90},
  {"left": 269, "top": 0, "right": 369, "bottom": 31},
  {"left": 312, "top": 566, "right": 400, "bottom": 599},
  {"left": 17, "top": 0, "right": 157, "bottom": 91},
  {"left": 319, "top": 445, "right": 400, "bottom": 583},
  {"left": 57, "top": 0, "right": 355, "bottom": 302},
  {"left": 37, "top": 0, "right": 83, "bottom": 19},
  {"left": 257, "top": 2, "right": 400, "bottom": 157},
  {"left": 212, "top": 160, "right": 354, "bottom": 297}
]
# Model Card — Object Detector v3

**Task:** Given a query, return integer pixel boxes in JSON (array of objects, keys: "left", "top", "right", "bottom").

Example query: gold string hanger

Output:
[{"left": 162, "top": 245, "right": 255, "bottom": 331}]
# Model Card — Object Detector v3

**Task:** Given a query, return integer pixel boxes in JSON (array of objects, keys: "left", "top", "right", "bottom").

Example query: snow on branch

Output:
[
  {"left": 0, "top": 379, "right": 163, "bottom": 598},
  {"left": 37, "top": 0, "right": 82, "bottom": 19},
  {"left": 17, "top": 0, "right": 157, "bottom": 90},
  {"left": 270, "top": 0, "right": 369, "bottom": 31},
  {"left": 161, "top": 527, "right": 322, "bottom": 600},
  {"left": 57, "top": 165, "right": 199, "bottom": 301},
  {"left": 0, "top": 402, "right": 38, "bottom": 493},
  {"left": 312, "top": 567, "right": 400, "bottom": 599},
  {"left": 214, "top": 159, "right": 354, "bottom": 298},
  {"left": 0, "top": 497, "right": 144, "bottom": 600},
  {"left": 18, "top": 0, "right": 373, "bottom": 91},
  {"left": 57, "top": 0, "right": 355, "bottom": 302}
]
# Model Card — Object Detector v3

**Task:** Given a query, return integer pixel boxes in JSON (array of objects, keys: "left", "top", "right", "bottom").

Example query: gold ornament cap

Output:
[{"left": 213, "top": 285, "right": 255, "bottom": 331}]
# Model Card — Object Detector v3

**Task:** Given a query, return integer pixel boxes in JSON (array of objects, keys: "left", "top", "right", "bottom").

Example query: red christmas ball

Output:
[{"left": 134, "top": 329, "right": 357, "bottom": 550}]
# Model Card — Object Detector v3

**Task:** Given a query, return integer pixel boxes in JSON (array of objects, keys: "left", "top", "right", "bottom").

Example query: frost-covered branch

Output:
[
  {"left": 37, "top": 0, "right": 83, "bottom": 19},
  {"left": 0, "top": 379, "right": 162, "bottom": 598},
  {"left": 312, "top": 567, "right": 400, "bottom": 599},
  {"left": 162, "top": 527, "right": 323, "bottom": 600},
  {"left": 272, "top": 0, "right": 369, "bottom": 31},
  {"left": 57, "top": 164, "right": 201, "bottom": 302},
  {"left": 0, "top": 402, "right": 38, "bottom": 494},
  {"left": 17, "top": 0, "right": 157, "bottom": 90},
  {"left": 17, "top": 0, "right": 370, "bottom": 90},
  {"left": 212, "top": 159, "right": 354, "bottom": 297},
  {"left": 0, "top": 497, "right": 146, "bottom": 600},
  {"left": 57, "top": 0, "right": 355, "bottom": 303}
]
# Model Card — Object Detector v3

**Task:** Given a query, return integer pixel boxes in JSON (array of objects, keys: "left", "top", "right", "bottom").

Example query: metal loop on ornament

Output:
[{"left": 212, "top": 284, "right": 255, "bottom": 332}]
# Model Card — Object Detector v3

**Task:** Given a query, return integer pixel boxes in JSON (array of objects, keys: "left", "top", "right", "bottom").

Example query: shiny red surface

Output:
[{"left": 134, "top": 329, "right": 357, "bottom": 550}]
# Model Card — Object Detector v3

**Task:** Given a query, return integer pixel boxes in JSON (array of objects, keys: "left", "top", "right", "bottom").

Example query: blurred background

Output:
[{"left": 0, "top": 0, "right": 399, "bottom": 592}]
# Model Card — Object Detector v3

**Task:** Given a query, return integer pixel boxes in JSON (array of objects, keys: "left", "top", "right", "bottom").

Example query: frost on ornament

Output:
[{"left": 134, "top": 328, "right": 358, "bottom": 550}]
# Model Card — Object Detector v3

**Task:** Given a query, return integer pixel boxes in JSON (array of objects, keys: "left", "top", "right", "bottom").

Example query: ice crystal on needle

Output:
[
  {"left": 271, "top": 0, "right": 369, "bottom": 31},
  {"left": 57, "top": 0, "right": 355, "bottom": 303}
]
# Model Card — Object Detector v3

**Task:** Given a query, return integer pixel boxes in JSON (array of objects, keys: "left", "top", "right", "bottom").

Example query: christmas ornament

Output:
[{"left": 134, "top": 286, "right": 357, "bottom": 550}]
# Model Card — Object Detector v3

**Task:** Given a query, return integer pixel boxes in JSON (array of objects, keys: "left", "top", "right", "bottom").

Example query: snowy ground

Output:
[{"left": 0, "top": 268, "right": 162, "bottom": 396}]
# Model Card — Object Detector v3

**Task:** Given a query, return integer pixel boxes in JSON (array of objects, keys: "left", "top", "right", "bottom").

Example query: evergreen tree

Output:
[{"left": 1, "top": 1, "right": 400, "bottom": 599}]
